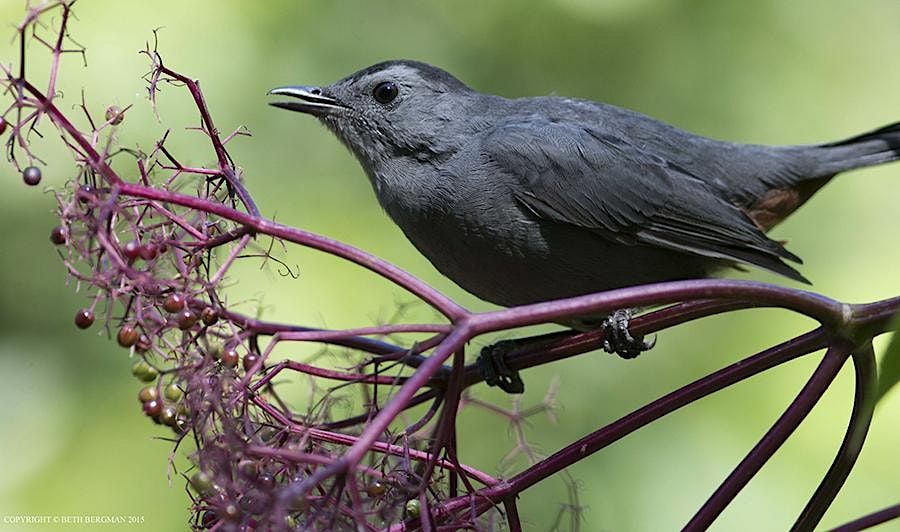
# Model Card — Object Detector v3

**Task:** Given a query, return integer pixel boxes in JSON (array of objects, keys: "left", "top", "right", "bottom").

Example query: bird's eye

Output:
[{"left": 372, "top": 81, "right": 399, "bottom": 104}]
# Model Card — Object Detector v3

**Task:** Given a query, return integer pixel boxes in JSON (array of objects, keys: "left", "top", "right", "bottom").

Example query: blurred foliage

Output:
[{"left": 1, "top": 0, "right": 899, "bottom": 530}]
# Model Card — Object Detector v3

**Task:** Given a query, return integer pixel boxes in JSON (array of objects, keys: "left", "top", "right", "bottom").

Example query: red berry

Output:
[
  {"left": 122, "top": 240, "right": 141, "bottom": 261},
  {"left": 201, "top": 307, "right": 219, "bottom": 326},
  {"left": 22, "top": 166, "right": 41, "bottom": 186},
  {"left": 50, "top": 226, "right": 66, "bottom": 245},
  {"left": 0, "top": 117, "right": 7, "bottom": 135},
  {"left": 138, "top": 243, "right": 158, "bottom": 261},
  {"left": 242, "top": 353, "right": 259, "bottom": 372},
  {"left": 74, "top": 309, "right": 95, "bottom": 329},
  {"left": 220, "top": 347, "right": 239, "bottom": 368},
  {"left": 142, "top": 399, "right": 162, "bottom": 417},
  {"left": 117, "top": 325, "right": 139, "bottom": 347},
  {"left": 163, "top": 293, "right": 186, "bottom": 313},
  {"left": 176, "top": 309, "right": 198, "bottom": 330}
]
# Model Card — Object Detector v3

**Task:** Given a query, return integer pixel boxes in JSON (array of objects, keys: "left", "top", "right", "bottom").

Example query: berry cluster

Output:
[{"left": 2, "top": 3, "right": 470, "bottom": 529}]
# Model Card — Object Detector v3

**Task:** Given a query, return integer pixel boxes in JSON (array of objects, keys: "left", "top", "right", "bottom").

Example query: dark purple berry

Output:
[
  {"left": 50, "top": 226, "right": 66, "bottom": 245},
  {"left": 242, "top": 353, "right": 259, "bottom": 372},
  {"left": 142, "top": 398, "right": 162, "bottom": 417},
  {"left": 22, "top": 166, "right": 41, "bottom": 186},
  {"left": 0, "top": 117, "right": 7, "bottom": 136},
  {"left": 201, "top": 307, "right": 219, "bottom": 326},
  {"left": 176, "top": 309, "right": 198, "bottom": 330},
  {"left": 257, "top": 473, "right": 275, "bottom": 489}
]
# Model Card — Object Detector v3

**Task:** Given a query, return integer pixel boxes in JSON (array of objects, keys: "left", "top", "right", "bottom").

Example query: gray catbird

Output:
[{"left": 269, "top": 60, "right": 900, "bottom": 365}]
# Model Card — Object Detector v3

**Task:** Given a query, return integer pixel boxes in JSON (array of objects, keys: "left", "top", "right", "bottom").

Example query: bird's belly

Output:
[{"left": 399, "top": 214, "right": 713, "bottom": 308}]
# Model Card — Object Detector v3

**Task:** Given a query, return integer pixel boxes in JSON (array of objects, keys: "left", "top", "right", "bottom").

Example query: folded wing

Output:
[{"left": 482, "top": 119, "right": 808, "bottom": 283}]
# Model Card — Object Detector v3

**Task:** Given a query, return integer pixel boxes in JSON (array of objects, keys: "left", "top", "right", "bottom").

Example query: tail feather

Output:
[{"left": 815, "top": 121, "right": 900, "bottom": 175}]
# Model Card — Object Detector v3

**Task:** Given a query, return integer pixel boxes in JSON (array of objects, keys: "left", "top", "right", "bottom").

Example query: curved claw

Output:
[
  {"left": 477, "top": 340, "right": 525, "bottom": 394},
  {"left": 601, "top": 309, "right": 656, "bottom": 359}
]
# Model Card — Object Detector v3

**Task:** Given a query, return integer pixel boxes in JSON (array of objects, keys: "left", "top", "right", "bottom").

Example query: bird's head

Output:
[{"left": 269, "top": 60, "right": 476, "bottom": 177}]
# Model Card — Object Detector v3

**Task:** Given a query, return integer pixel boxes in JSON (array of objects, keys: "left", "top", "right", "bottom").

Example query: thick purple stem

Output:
[
  {"left": 684, "top": 341, "right": 852, "bottom": 530},
  {"left": 791, "top": 342, "right": 877, "bottom": 531},
  {"left": 468, "top": 280, "right": 847, "bottom": 335},
  {"left": 830, "top": 503, "right": 900, "bottom": 531},
  {"left": 435, "top": 328, "right": 828, "bottom": 522}
]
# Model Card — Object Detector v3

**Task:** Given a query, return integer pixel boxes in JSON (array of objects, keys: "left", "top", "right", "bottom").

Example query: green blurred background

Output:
[{"left": 2, "top": 0, "right": 899, "bottom": 530}]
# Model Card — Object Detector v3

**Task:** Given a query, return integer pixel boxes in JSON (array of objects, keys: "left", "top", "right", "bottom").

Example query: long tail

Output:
[{"left": 814, "top": 121, "right": 900, "bottom": 175}]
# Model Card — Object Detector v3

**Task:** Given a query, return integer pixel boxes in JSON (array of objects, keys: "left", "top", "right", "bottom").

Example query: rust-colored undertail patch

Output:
[{"left": 745, "top": 176, "right": 833, "bottom": 232}]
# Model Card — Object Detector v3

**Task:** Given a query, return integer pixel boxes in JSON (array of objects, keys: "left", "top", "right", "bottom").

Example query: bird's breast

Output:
[{"left": 385, "top": 192, "right": 713, "bottom": 307}]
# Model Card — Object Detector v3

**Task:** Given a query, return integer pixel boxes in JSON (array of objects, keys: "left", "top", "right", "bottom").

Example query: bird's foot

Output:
[
  {"left": 601, "top": 309, "right": 656, "bottom": 359},
  {"left": 477, "top": 339, "right": 525, "bottom": 394}
]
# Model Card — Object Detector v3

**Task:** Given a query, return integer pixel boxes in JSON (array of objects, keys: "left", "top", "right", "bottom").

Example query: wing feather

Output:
[{"left": 482, "top": 119, "right": 809, "bottom": 283}]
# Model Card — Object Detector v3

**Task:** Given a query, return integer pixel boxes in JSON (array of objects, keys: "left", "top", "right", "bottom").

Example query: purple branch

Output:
[
  {"left": 792, "top": 342, "right": 877, "bottom": 531},
  {"left": 830, "top": 503, "right": 900, "bottom": 531},
  {"left": 435, "top": 328, "right": 828, "bottom": 522},
  {"left": 468, "top": 280, "right": 848, "bottom": 335},
  {"left": 503, "top": 497, "right": 522, "bottom": 532},
  {"left": 685, "top": 341, "right": 852, "bottom": 530}
]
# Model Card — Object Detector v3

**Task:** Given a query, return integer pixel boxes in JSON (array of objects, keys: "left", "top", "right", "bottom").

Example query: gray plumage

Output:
[{"left": 270, "top": 60, "right": 900, "bottom": 308}]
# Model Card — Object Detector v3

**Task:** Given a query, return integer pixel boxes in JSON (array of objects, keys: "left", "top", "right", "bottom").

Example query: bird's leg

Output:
[
  {"left": 477, "top": 339, "right": 527, "bottom": 394},
  {"left": 477, "top": 313, "right": 656, "bottom": 394},
  {"left": 601, "top": 308, "right": 656, "bottom": 359},
  {"left": 477, "top": 330, "right": 574, "bottom": 394}
]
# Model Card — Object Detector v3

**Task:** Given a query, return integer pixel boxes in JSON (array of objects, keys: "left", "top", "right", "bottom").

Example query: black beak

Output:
[{"left": 267, "top": 86, "right": 346, "bottom": 116}]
